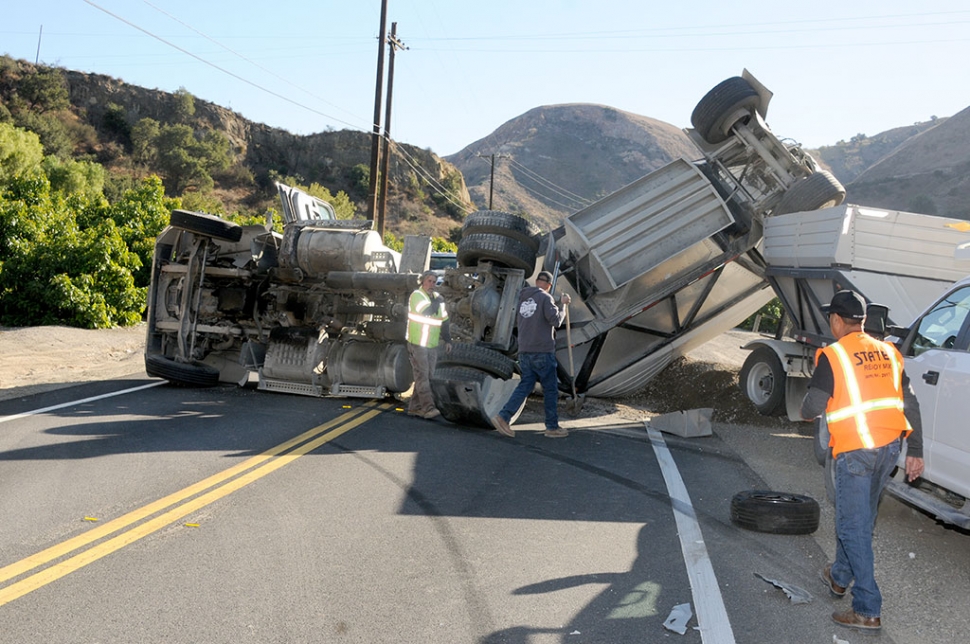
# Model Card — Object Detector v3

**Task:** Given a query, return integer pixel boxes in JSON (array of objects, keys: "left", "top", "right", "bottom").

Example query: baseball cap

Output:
[
  {"left": 536, "top": 271, "right": 553, "bottom": 283},
  {"left": 821, "top": 290, "right": 866, "bottom": 320}
]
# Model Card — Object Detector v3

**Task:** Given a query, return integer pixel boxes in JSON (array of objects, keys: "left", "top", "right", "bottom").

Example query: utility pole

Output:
[
  {"left": 376, "top": 23, "right": 406, "bottom": 238},
  {"left": 35, "top": 25, "right": 43, "bottom": 65},
  {"left": 477, "top": 153, "right": 509, "bottom": 210},
  {"left": 367, "top": 0, "right": 389, "bottom": 224}
]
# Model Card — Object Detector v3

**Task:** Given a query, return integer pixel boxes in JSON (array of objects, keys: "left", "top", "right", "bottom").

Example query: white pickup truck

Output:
[{"left": 886, "top": 270, "right": 970, "bottom": 528}]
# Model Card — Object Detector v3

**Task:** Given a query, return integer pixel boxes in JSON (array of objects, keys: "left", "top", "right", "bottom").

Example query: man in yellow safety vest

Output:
[
  {"left": 406, "top": 270, "right": 451, "bottom": 419},
  {"left": 801, "top": 290, "right": 924, "bottom": 632}
]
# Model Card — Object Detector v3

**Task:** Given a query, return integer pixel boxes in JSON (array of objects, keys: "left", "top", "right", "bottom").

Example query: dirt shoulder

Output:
[{"left": 0, "top": 323, "right": 148, "bottom": 402}]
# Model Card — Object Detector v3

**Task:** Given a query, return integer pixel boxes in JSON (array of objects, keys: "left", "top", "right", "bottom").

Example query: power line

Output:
[
  {"left": 505, "top": 157, "right": 591, "bottom": 208},
  {"left": 83, "top": 0, "right": 370, "bottom": 132}
]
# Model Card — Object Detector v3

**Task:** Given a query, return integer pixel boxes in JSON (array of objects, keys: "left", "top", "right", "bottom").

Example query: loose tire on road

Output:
[
  {"left": 691, "top": 76, "right": 761, "bottom": 144},
  {"left": 437, "top": 343, "right": 515, "bottom": 380},
  {"left": 739, "top": 347, "right": 786, "bottom": 416},
  {"left": 773, "top": 171, "right": 846, "bottom": 215},
  {"left": 170, "top": 209, "right": 243, "bottom": 242},
  {"left": 462, "top": 211, "right": 541, "bottom": 253},
  {"left": 145, "top": 353, "right": 220, "bottom": 387},
  {"left": 457, "top": 232, "right": 536, "bottom": 273},
  {"left": 730, "top": 490, "right": 820, "bottom": 535}
]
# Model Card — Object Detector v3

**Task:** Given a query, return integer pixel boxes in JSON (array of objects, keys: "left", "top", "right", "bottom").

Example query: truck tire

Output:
[
  {"left": 739, "top": 347, "right": 786, "bottom": 416},
  {"left": 824, "top": 451, "right": 837, "bottom": 504},
  {"left": 773, "top": 171, "right": 846, "bottom": 215},
  {"left": 457, "top": 233, "right": 536, "bottom": 273},
  {"left": 436, "top": 343, "right": 515, "bottom": 380},
  {"left": 730, "top": 490, "right": 820, "bottom": 535},
  {"left": 462, "top": 211, "right": 541, "bottom": 253},
  {"left": 691, "top": 76, "right": 760, "bottom": 144},
  {"left": 170, "top": 209, "right": 243, "bottom": 242},
  {"left": 814, "top": 417, "right": 830, "bottom": 467},
  {"left": 145, "top": 353, "right": 220, "bottom": 387}
]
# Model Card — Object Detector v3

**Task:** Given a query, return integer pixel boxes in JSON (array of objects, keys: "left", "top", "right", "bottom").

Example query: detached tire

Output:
[
  {"left": 145, "top": 354, "right": 220, "bottom": 387},
  {"left": 691, "top": 76, "right": 760, "bottom": 144},
  {"left": 731, "top": 490, "right": 820, "bottom": 535},
  {"left": 170, "top": 209, "right": 243, "bottom": 242},
  {"left": 774, "top": 171, "right": 846, "bottom": 215},
  {"left": 437, "top": 343, "right": 515, "bottom": 380},
  {"left": 739, "top": 347, "right": 786, "bottom": 416}
]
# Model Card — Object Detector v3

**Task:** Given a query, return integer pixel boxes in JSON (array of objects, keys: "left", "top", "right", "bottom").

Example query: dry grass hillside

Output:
[
  {"left": 446, "top": 104, "right": 697, "bottom": 232},
  {"left": 844, "top": 106, "right": 970, "bottom": 219}
]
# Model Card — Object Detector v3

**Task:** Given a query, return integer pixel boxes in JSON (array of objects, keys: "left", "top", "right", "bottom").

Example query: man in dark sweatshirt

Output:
[{"left": 491, "top": 270, "right": 571, "bottom": 438}]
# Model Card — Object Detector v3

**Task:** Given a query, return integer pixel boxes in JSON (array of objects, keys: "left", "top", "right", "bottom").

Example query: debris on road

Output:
[
  {"left": 663, "top": 602, "right": 693, "bottom": 634},
  {"left": 754, "top": 572, "right": 813, "bottom": 604}
]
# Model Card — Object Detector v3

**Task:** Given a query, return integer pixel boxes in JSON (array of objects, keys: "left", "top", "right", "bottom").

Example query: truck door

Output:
[{"left": 903, "top": 283, "right": 970, "bottom": 499}]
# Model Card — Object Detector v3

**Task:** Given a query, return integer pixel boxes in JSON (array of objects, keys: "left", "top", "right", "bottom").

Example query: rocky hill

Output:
[
  {"left": 446, "top": 104, "right": 697, "bottom": 231},
  {"left": 1, "top": 58, "right": 472, "bottom": 241},
  {"left": 7, "top": 58, "right": 970, "bottom": 239}
]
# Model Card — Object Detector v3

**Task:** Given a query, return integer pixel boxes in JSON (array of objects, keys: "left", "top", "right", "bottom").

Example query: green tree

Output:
[
  {"left": 131, "top": 118, "right": 160, "bottom": 164},
  {"left": 42, "top": 156, "right": 105, "bottom": 201},
  {"left": 173, "top": 87, "right": 196, "bottom": 123},
  {"left": 18, "top": 67, "right": 69, "bottom": 113},
  {"left": 0, "top": 121, "right": 44, "bottom": 187}
]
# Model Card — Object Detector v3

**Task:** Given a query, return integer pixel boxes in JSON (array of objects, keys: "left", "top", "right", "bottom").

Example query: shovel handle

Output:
[{"left": 564, "top": 302, "right": 578, "bottom": 399}]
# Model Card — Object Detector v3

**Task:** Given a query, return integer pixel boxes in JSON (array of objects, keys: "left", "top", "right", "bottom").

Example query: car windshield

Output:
[{"left": 430, "top": 255, "right": 457, "bottom": 270}]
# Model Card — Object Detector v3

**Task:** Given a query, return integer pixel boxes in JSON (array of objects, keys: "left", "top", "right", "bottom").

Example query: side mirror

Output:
[{"left": 865, "top": 303, "right": 889, "bottom": 339}]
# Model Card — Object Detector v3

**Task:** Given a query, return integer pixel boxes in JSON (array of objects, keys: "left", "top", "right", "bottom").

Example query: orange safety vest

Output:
[
  {"left": 406, "top": 288, "right": 448, "bottom": 348},
  {"left": 817, "top": 332, "right": 910, "bottom": 457}
]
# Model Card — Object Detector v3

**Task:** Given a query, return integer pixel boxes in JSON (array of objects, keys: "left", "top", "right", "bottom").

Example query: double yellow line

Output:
[{"left": 0, "top": 402, "right": 391, "bottom": 606}]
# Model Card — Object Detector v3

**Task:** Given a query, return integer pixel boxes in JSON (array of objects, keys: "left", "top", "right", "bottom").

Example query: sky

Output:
[{"left": 3, "top": 1, "right": 969, "bottom": 157}]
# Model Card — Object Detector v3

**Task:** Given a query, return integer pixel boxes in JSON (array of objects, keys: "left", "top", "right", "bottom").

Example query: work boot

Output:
[
  {"left": 820, "top": 564, "right": 847, "bottom": 597},
  {"left": 491, "top": 415, "right": 514, "bottom": 438},
  {"left": 832, "top": 609, "right": 881, "bottom": 630},
  {"left": 543, "top": 428, "right": 568, "bottom": 438}
]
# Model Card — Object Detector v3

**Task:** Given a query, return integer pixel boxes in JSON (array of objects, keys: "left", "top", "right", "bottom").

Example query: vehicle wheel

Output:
[
  {"left": 457, "top": 233, "right": 536, "bottom": 273},
  {"left": 462, "top": 211, "right": 541, "bottom": 253},
  {"left": 170, "top": 209, "right": 243, "bottom": 242},
  {"left": 824, "top": 451, "right": 837, "bottom": 504},
  {"left": 691, "top": 76, "right": 760, "bottom": 144},
  {"left": 814, "top": 417, "right": 830, "bottom": 467},
  {"left": 773, "top": 171, "right": 846, "bottom": 215},
  {"left": 437, "top": 343, "right": 515, "bottom": 380},
  {"left": 145, "top": 353, "right": 220, "bottom": 387},
  {"left": 739, "top": 347, "right": 786, "bottom": 416},
  {"left": 430, "top": 365, "right": 493, "bottom": 428},
  {"left": 730, "top": 490, "right": 820, "bottom": 535}
]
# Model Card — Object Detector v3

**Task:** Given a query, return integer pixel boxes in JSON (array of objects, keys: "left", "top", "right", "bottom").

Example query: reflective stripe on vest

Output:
[
  {"left": 406, "top": 289, "right": 447, "bottom": 348},
  {"left": 822, "top": 334, "right": 908, "bottom": 455}
]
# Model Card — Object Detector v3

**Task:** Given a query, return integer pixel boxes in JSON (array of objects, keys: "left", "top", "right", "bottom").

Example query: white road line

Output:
[
  {"left": 0, "top": 382, "right": 164, "bottom": 425},
  {"left": 647, "top": 424, "right": 736, "bottom": 644}
]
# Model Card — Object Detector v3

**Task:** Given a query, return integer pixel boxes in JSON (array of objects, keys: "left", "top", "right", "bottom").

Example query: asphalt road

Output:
[{"left": 0, "top": 376, "right": 967, "bottom": 643}]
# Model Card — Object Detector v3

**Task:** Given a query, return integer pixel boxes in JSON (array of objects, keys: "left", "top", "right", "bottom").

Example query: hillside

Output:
[
  {"left": 1, "top": 58, "right": 472, "bottom": 241},
  {"left": 446, "top": 104, "right": 697, "bottom": 231},
  {"left": 840, "top": 106, "right": 970, "bottom": 219}
]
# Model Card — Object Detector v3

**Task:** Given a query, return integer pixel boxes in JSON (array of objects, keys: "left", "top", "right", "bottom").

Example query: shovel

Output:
[{"left": 563, "top": 302, "right": 585, "bottom": 417}]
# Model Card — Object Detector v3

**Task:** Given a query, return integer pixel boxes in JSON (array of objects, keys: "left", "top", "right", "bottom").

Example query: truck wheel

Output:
[
  {"left": 457, "top": 233, "right": 536, "bottom": 273},
  {"left": 739, "top": 347, "right": 786, "bottom": 416},
  {"left": 691, "top": 76, "right": 760, "bottom": 144},
  {"left": 145, "top": 353, "right": 220, "bottom": 387},
  {"left": 814, "top": 417, "right": 830, "bottom": 467},
  {"left": 437, "top": 343, "right": 515, "bottom": 380},
  {"left": 824, "top": 451, "right": 837, "bottom": 504},
  {"left": 730, "top": 490, "right": 820, "bottom": 535},
  {"left": 773, "top": 171, "right": 846, "bottom": 215},
  {"left": 462, "top": 211, "right": 542, "bottom": 253},
  {"left": 170, "top": 209, "right": 243, "bottom": 242}
]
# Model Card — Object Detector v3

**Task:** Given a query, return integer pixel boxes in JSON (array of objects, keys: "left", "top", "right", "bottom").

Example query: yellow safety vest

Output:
[
  {"left": 818, "top": 333, "right": 910, "bottom": 457},
  {"left": 406, "top": 288, "right": 448, "bottom": 348}
]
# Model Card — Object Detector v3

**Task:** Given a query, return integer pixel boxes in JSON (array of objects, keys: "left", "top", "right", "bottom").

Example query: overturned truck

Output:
[{"left": 144, "top": 70, "right": 848, "bottom": 425}]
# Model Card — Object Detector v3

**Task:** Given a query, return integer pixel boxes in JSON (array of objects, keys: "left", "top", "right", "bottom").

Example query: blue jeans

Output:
[
  {"left": 831, "top": 438, "right": 901, "bottom": 618},
  {"left": 499, "top": 352, "right": 560, "bottom": 429}
]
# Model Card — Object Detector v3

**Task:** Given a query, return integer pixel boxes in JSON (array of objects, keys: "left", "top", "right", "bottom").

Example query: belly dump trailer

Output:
[{"left": 738, "top": 204, "right": 970, "bottom": 420}]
